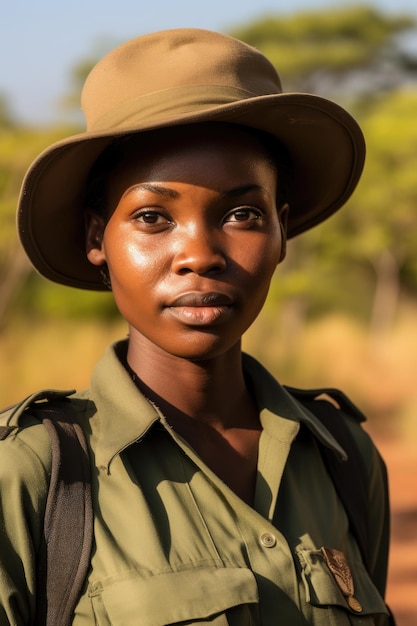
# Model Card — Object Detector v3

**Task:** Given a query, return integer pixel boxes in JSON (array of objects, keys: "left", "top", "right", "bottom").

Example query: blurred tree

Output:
[
  {"left": 278, "top": 89, "right": 417, "bottom": 338},
  {"left": 0, "top": 93, "right": 16, "bottom": 129},
  {"left": 342, "top": 90, "right": 417, "bottom": 336},
  {"left": 231, "top": 5, "right": 417, "bottom": 101},
  {"left": 0, "top": 126, "right": 79, "bottom": 326}
]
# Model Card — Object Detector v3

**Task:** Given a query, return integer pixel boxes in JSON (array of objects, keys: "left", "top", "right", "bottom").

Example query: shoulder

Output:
[
  {"left": 286, "top": 385, "right": 383, "bottom": 467},
  {"left": 317, "top": 389, "right": 388, "bottom": 488},
  {"left": 0, "top": 388, "right": 93, "bottom": 485},
  {"left": 0, "top": 404, "right": 52, "bottom": 492}
]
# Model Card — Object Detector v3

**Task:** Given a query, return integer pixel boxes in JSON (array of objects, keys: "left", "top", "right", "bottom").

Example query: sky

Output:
[{"left": 2, "top": 0, "right": 417, "bottom": 126}]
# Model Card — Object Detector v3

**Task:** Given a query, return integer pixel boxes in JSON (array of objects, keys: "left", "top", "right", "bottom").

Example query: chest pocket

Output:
[
  {"left": 297, "top": 548, "right": 389, "bottom": 624},
  {"left": 89, "top": 566, "right": 259, "bottom": 625}
]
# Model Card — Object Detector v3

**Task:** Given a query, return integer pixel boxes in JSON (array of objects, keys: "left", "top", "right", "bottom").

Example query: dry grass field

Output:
[{"left": 1, "top": 308, "right": 416, "bottom": 624}]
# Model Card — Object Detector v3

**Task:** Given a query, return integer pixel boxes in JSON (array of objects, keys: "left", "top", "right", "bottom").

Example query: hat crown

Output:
[{"left": 81, "top": 28, "right": 283, "bottom": 131}]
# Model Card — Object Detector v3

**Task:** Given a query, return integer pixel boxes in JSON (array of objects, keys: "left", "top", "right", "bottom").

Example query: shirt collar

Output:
[
  {"left": 89, "top": 340, "right": 347, "bottom": 470},
  {"left": 90, "top": 340, "right": 161, "bottom": 471},
  {"left": 242, "top": 353, "right": 347, "bottom": 460}
]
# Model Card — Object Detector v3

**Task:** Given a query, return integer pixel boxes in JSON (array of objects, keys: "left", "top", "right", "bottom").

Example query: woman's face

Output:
[{"left": 86, "top": 124, "right": 287, "bottom": 361}]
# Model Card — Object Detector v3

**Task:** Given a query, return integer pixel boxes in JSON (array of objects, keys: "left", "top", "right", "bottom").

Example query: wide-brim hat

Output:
[{"left": 17, "top": 28, "right": 365, "bottom": 291}]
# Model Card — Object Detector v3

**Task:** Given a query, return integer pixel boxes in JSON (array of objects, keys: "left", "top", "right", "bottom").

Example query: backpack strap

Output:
[
  {"left": 284, "top": 386, "right": 370, "bottom": 569},
  {"left": 0, "top": 392, "right": 93, "bottom": 626},
  {"left": 34, "top": 400, "right": 93, "bottom": 626}
]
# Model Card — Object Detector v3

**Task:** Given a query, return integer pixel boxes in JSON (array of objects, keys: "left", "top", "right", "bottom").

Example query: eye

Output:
[
  {"left": 134, "top": 210, "right": 170, "bottom": 225},
  {"left": 224, "top": 207, "right": 263, "bottom": 223}
]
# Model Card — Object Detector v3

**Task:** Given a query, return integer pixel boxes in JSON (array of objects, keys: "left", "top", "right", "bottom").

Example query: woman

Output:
[{"left": 0, "top": 29, "right": 392, "bottom": 625}]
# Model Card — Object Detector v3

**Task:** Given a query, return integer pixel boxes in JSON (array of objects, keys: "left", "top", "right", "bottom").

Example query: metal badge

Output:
[{"left": 321, "top": 547, "right": 363, "bottom": 613}]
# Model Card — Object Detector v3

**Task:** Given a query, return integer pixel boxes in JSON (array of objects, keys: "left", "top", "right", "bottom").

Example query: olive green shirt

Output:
[{"left": 0, "top": 340, "right": 390, "bottom": 625}]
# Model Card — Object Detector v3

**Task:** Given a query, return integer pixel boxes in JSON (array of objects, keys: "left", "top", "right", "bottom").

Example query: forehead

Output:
[
  {"left": 106, "top": 124, "right": 278, "bottom": 193},
  {"left": 114, "top": 123, "right": 276, "bottom": 171}
]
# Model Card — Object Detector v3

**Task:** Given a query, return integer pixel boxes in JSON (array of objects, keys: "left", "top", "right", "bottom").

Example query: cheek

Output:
[
  {"left": 250, "top": 229, "right": 283, "bottom": 275},
  {"left": 103, "top": 226, "right": 160, "bottom": 281},
  {"left": 102, "top": 240, "right": 147, "bottom": 312},
  {"left": 106, "top": 245, "right": 157, "bottom": 324},
  {"left": 123, "top": 242, "right": 152, "bottom": 272},
  {"left": 235, "top": 233, "right": 282, "bottom": 315}
]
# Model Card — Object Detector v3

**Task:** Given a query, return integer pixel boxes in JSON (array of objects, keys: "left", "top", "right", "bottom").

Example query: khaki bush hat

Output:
[{"left": 17, "top": 28, "right": 365, "bottom": 291}]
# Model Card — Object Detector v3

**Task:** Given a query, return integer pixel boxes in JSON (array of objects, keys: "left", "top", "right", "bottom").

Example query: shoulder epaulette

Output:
[{"left": 0, "top": 389, "right": 76, "bottom": 438}]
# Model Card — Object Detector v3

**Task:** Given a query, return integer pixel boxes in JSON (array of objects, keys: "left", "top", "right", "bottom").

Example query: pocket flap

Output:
[
  {"left": 90, "top": 566, "right": 259, "bottom": 625},
  {"left": 297, "top": 548, "right": 389, "bottom": 616}
]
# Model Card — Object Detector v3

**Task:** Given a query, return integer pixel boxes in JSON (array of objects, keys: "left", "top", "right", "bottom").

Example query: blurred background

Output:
[{"left": 1, "top": 1, "right": 416, "bottom": 623}]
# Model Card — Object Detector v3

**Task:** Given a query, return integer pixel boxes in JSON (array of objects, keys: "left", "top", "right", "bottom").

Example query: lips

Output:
[
  {"left": 168, "top": 292, "right": 234, "bottom": 308},
  {"left": 166, "top": 292, "right": 234, "bottom": 325}
]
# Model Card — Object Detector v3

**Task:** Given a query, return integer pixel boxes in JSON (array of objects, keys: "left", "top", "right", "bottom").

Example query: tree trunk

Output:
[
  {"left": 0, "top": 247, "right": 32, "bottom": 329},
  {"left": 369, "top": 248, "right": 401, "bottom": 344}
]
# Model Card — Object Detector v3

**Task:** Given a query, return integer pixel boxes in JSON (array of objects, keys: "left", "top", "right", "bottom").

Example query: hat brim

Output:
[{"left": 17, "top": 92, "right": 365, "bottom": 290}]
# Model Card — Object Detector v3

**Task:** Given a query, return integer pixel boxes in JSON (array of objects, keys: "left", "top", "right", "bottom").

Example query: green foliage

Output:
[
  {"left": 322, "top": 89, "right": 417, "bottom": 265},
  {"left": 231, "top": 5, "right": 416, "bottom": 92},
  {"left": 18, "top": 274, "right": 119, "bottom": 320},
  {"left": 233, "top": 5, "right": 412, "bottom": 47},
  {"left": 0, "top": 93, "right": 15, "bottom": 129},
  {"left": 0, "top": 125, "right": 83, "bottom": 323},
  {"left": 269, "top": 88, "right": 417, "bottom": 325},
  {"left": 0, "top": 125, "right": 79, "bottom": 249},
  {"left": 349, "top": 90, "right": 417, "bottom": 283}
]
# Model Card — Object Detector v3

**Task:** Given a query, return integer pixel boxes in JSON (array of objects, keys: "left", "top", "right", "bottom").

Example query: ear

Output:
[
  {"left": 85, "top": 212, "right": 107, "bottom": 266},
  {"left": 278, "top": 203, "right": 289, "bottom": 263}
]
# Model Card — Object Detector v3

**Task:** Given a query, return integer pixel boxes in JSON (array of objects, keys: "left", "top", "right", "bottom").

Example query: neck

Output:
[
  {"left": 126, "top": 330, "right": 262, "bottom": 506},
  {"left": 126, "top": 331, "right": 256, "bottom": 431}
]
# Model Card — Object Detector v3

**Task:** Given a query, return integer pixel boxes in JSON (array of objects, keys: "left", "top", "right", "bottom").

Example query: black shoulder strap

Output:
[
  {"left": 285, "top": 387, "right": 370, "bottom": 570},
  {"left": 0, "top": 394, "right": 93, "bottom": 626},
  {"left": 34, "top": 400, "right": 93, "bottom": 626}
]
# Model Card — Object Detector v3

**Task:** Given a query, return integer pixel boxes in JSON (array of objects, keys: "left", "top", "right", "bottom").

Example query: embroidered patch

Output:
[{"left": 321, "top": 547, "right": 363, "bottom": 612}]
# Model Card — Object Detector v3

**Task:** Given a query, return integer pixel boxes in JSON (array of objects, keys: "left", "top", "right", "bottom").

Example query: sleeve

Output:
[{"left": 0, "top": 422, "right": 51, "bottom": 626}]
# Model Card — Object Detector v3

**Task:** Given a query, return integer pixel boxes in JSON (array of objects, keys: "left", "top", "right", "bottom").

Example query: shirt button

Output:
[{"left": 260, "top": 532, "right": 277, "bottom": 548}]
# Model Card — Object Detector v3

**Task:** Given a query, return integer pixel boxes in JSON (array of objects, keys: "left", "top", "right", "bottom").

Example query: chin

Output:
[{"left": 162, "top": 332, "right": 242, "bottom": 362}]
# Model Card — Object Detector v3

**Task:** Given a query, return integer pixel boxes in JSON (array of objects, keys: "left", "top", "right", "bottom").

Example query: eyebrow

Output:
[
  {"left": 124, "top": 183, "right": 179, "bottom": 199},
  {"left": 221, "top": 184, "right": 268, "bottom": 199},
  {"left": 124, "top": 182, "right": 268, "bottom": 200}
]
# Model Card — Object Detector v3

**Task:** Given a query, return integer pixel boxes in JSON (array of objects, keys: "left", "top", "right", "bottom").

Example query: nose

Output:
[{"left": 171, "top": 229, "right": 227, "bottom": 276}]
